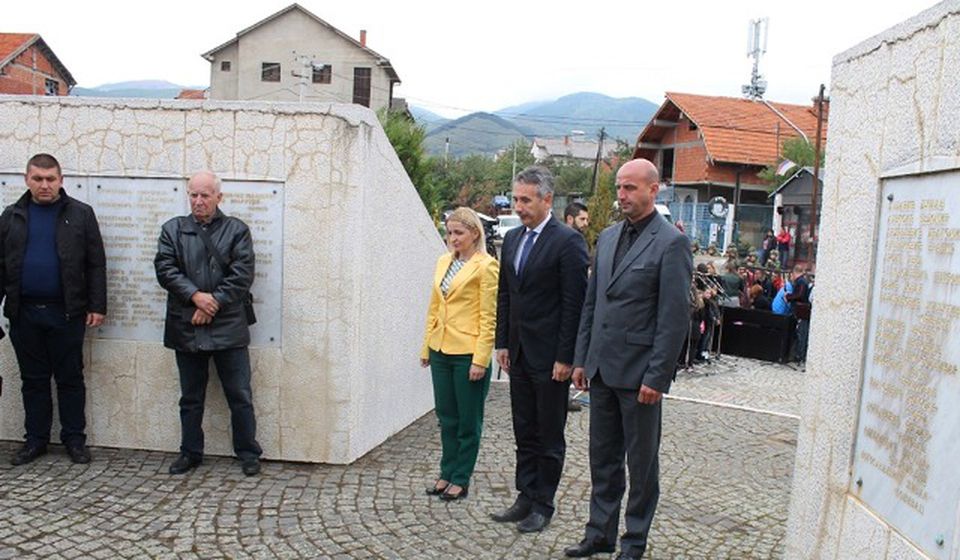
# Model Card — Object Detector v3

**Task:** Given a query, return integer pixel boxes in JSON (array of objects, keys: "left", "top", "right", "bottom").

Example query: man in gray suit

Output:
[{"left": 564, "top": 159, "right": 692, "bottom": 559}]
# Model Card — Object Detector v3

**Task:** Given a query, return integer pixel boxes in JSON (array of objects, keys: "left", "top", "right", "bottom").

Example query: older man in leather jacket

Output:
[{"left": 154, "top": 170, "right": 262, "bottom": 476}]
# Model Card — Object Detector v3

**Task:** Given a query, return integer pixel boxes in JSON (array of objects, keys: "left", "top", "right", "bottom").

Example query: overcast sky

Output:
[{"left": 5, "top": 0, "right": 940, "bottom": 117}]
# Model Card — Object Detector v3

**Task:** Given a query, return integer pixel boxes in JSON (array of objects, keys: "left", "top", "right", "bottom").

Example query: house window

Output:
[
  {"left": 44, "top": 79, "right": 58, "bottom": 96},
  {"left": 661, "top": 148, "right": 675, "bottom": 182},
  {"left": 352, "top": 67, "right": 372, "bottom": 107},
  {"left": 221, "top": 61, "right": 231, "bottom": 72},
  {"left": 261, "top": 62, "right": 281, "bottom": 82},
  {"left": 312, "top": 64, "right": 332, "bottom": 84}
]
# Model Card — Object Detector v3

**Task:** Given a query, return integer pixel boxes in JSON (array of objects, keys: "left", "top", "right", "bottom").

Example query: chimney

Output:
[{"left": 360, "top": 30, "right": 367, "bottom": 47}]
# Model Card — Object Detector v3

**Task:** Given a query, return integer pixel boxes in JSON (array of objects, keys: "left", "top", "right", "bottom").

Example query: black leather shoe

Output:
[
  {"left": 10, "top": 444, "right": 47, "bottom": 466},
  {"left": 168, "top": 454, "right": 202, "bottom": 474},
  {"left": 241, "top": 458, "right": 261, "bottom": 476},
  {"left": 439, "top": 485, "right": 468, "bottom": 501},
  {"left": 517, "top": 511, "right": 550, "bottom": 533},
  {"left": 490, "top": 501, "right": 532, "bottom": 523},
  {"left": 66, "top": 444, "right": 91, "bottom": 464},
  {"left": 425, "top": 480, "right": 449, "bottom": 496},
  {"left": 614, "top": 552, "right": 642, "bottom": 559},
  {"left": 565, "top": 539, "right": 616, "bottom": 557}
]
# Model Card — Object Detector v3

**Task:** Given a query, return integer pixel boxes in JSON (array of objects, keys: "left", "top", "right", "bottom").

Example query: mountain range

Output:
[
  {"left": 419, "top": 92, "right": 659, "bottom": 157},
  {"left": 72, "top": 80, "right": 200, "bottom": 99}
]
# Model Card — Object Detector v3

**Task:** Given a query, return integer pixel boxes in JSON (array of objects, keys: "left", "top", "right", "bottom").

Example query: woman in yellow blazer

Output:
[{"left": 420, "top": 207, "right": 500, "bottom": 501}]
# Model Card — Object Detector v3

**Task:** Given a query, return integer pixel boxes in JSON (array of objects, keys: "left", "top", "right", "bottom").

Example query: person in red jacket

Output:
[{"left": 776, "top": 226, "right": 792, "bottom": 269}]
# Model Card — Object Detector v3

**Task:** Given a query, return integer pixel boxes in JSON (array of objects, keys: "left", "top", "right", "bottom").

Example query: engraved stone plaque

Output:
[
  {"left": 852, "top": 169, "right": 960, "bottom": 558},
  {"left": 0, "top": 174, "right": 283, "bottom": 348}
]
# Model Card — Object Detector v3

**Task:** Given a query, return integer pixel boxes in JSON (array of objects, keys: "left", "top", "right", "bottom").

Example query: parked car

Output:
[{"left": 496, "top": 214, "right": 522, "bottom": 239}]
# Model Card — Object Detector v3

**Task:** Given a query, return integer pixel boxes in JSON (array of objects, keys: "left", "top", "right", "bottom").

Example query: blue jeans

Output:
[
  {"left": 9, "top": 302, "right": 87, "bottom": 447},
  {"left": 175, "top": 347, "right": 262, "bottom": 460}
]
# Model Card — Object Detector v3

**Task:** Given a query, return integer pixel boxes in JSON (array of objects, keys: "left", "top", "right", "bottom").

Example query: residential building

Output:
[
  {"left": 202, "top": 4, "right": 400, "bottom": 111},
  {"left": 634, "top": 92, "right": 827, "bottom": 249},
  {"left": 0, "top": 33, "right": 75, "bottom": 96},
  {"left": 531, "top": 135, "right": 618, "bottom": 167}
]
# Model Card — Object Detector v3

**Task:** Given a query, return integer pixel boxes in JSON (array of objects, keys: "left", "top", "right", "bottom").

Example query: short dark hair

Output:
[
  {"left": 563, "top": 201, "right": 588, "bottom": 221},
  {"left": 26, "top": 153, "right": 62, "bottom": 176}
]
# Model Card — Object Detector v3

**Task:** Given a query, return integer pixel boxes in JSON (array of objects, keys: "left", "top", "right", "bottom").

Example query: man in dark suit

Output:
[
  {"left": 564, "top": 159, "right": 692, "bottom": 559},
  {"left": 491, "top": 166, "right": 589, "bottom": 533}
]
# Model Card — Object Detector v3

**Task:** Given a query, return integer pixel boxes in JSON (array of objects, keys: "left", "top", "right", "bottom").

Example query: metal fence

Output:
[{"left": 667, "top": 201, "right": 774, "bottom": 251}]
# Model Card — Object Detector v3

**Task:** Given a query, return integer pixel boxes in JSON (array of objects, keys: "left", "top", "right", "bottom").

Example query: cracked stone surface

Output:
[{"left": 0, "top": 357, "right": 797, "bottom": 559}]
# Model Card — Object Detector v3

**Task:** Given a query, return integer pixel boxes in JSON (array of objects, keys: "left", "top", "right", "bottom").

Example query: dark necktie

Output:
[
  {"left": 516, "top": 230, "right": 537, "bottom": 276},
  {"left": 613, "top": 224, "right": 639, "bottom": 272}
]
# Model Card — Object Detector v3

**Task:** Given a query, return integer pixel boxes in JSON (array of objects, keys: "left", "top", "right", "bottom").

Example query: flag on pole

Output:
[{"left": 776, "top": 159, "right": 797, "bottom": 176}]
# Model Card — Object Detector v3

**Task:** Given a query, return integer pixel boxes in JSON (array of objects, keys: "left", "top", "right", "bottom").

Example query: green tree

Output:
[
  {"left": 377, "top": 109, "right": 440, "bottom": 219},
  {"left": 584, "top": 165, "right": 619, "bottom": 248},
  {"left": 758, "top": 136, "right": 825, "bottom": 187}
]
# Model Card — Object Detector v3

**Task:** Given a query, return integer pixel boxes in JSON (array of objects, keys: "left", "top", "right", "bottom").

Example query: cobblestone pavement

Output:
[
  {"left": 0, "top": 358, "right": 797, "bottom": 559},
  {"left": 669, "top": 355, "right": 804, "bottom": 417}
]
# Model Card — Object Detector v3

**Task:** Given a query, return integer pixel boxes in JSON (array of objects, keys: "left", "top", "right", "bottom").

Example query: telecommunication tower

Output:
[{"left": 742, "top": 18, "right": 769, "bottom": 99}]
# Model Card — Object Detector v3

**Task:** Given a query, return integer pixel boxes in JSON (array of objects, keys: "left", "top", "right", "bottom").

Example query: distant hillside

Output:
[
  {"left": 416, "top": 92, "right": 658, "bottom": 156},
  {"left": 409, "top": 106, "right": 449, "bottom": 133},
  {"left": 72, "top": 80, "right": 204, "bottom": 99},
  {"left": 496, "top": 92, "right": 658, "bottom": 140},
  {"left": 424, "top": 113, "right": 530, "bottom": 157}
]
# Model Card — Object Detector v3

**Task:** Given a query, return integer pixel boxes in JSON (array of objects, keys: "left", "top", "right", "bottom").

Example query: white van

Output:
[{"left": 496, "top": 215, "right": 522, "bottom": 238}]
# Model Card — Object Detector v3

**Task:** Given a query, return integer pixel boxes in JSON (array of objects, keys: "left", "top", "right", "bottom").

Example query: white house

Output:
[{"left": 202, "top": 4, "right": 401, "bottom": 111}]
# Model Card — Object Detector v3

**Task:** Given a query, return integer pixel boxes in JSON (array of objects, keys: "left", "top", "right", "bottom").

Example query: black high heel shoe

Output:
[
  {"left": 440, "top": 484, "right": 469, "bottom": 501},
  {"left": 425, "top": 480, "right": 449, "bottom": 496}
]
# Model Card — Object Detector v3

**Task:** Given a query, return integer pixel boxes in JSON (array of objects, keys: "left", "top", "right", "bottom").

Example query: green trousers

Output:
[{"left": 429, "top": 349, "right": 491, "bottom": 486}]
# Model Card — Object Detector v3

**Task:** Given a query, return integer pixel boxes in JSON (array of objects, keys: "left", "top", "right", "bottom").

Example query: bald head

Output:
[
  {"left": 187, "top": 170, "right": 223, "bottom": 224},
  {"left": 615, "top": 158, "right": 660, "bottom": 223},
  {"left": 618, "top": 158, "right": 659, "bottom": 184}
]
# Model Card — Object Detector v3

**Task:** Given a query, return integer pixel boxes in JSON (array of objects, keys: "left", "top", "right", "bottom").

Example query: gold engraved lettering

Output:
[
  {"left": 888, "top": 214, "right": 914, "bottom": 225},
  {"left": 891, "top": 200, "right": 916, "bottom": 212},
  {"left": 887, "top": 228, "right": 921, "bottom": 240},
  {"left": 934, "top": 271, "right": 960, "bottom": 286},
  {"left": 879, "top": 294, "right": 920, "bottom": 309},
  {"left": 866, "top": 402, "right": 900, "bottom": 425},
  {"left": 919, "top": 213, "right": 948, "bottom": 225},
  {"left": 920, "top": 199, "right": 944, "bottom": 211},
  {"left": 927, "top": 228, "right": 960, "bottom": 240},
  {"left": 895, "top": 489, "right": 925, "bottom": 514},
  {"left": 864, "top": 426, "right": 896, "bottom": 451}
]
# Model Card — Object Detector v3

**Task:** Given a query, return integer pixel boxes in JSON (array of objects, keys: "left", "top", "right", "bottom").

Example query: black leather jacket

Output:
[
  {"left": 0, "top": 189, "right": 107, "bottom": 320},
  {"left": 154, "top": 209, "right": 255, "bottom": 352}
]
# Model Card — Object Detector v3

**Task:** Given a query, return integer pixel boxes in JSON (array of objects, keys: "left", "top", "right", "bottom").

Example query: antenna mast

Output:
[{"left": 742, "top": 18, "right": 769, "bottom": 99}]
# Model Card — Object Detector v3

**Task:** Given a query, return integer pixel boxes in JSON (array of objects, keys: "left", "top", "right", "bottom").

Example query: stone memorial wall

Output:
[
  {"left": 785, "top": 2, "right": 960, "bottom": 559},
  {"left": 0, "top": 96, "right": 442, "bottom": 464}
]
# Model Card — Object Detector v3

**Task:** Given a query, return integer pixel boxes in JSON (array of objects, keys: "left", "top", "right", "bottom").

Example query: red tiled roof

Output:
[
  {"left": 176, "top": 89, "right": 207, "bottom": 100},
  {"left": 0, "top": 33, "right": 37, "bottom": 64},
  {"left": 0, "top": 32, "right": 76, "bottom": 87},
  {"left": 638, "top": 92, "right": 828, "bottom": 167}
]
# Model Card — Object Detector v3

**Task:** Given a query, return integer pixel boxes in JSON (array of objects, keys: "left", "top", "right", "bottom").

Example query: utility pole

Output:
[
  {"left": 808, "top": 84, "right": 826, "bottom": 264},
  {"left": 511, "top": 141, "right": 518, "bottom": 180},
  {"left": 444, "top": 137, "right": 450, "bottom": 166},
  {"left": 292, "top": 51, "right": 312, "bottom": 102},
  {"left": 590, "top": 127, "right": 606, "bottom": 195}
]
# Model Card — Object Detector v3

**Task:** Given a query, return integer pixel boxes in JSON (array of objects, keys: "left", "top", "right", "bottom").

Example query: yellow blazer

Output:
[{"left": 421, "top": 251, "right": 500, "bottom": 367}]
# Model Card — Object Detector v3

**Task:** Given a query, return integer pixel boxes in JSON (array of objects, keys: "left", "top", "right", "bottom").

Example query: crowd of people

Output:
[{"left": 681, "top": 241, "right": 815, "bottom": 368}]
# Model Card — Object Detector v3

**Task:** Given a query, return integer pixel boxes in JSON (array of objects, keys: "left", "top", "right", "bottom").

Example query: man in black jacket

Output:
[
  {"left": 491, "top": 166, "right": 589, "bottom": 533},
  {"left": 154, "top": 170, "right": 262, "bottom": 476},
  {"left": 0, "top": 153, "right": 106, "bottom": 466}
]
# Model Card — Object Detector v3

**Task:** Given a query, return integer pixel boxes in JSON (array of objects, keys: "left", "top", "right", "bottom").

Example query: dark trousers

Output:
[
  {"left": 9, "top": 303, "right": 87, "bottom": 447},
  {"left": 430, "top": 350, "right": 491, "bottom": 486},
  {"left": 795, "top": 318, "right": 810, "bottom": 362},
  {"left": 585, "top": 373, "right": 662, "bottom": 557},
  {"left": 175, "top": 347, "right": 262, "bottom": 460},
  {"left": 508, "top": 351, "right": 570, "bottom": 517}
]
